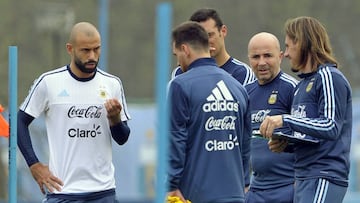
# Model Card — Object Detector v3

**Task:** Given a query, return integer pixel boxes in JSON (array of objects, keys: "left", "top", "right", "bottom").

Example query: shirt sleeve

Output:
[
  {"left": 110, "top": 121, "right": 130, "bottom": 145},
  {"left": 19, "top": 76, "right": 49, "bottom": 118},
  {"left": 167, "top": 81, "right": 189, "bottom": 190},
  {"left": 242, "top": 92, "right": 252, "bottom": 186},
  {"left": 17, "top": 110, "right": 38, "bottom": 167},
  {"left": 116, "top": 78, "right": 131, "bottom": 121},
  {"left": 283, "top": 68, "right": 350, "bottom": 140}
]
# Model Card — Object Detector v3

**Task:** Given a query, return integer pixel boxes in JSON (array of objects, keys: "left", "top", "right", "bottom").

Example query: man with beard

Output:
[{"left": 17, "top": 22, "right": 131, "bottom": 202}]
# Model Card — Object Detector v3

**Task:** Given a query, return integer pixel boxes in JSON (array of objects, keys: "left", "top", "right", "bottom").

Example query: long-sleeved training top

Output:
[
  {"left": 283, "top": 63, "right": 352, "bottom": 186},
  {"left": 245, "top": 71, "right": 297, "bottom": 190},
  {"left": 168, "top": 58, "right": 251, "bottom": 203}
]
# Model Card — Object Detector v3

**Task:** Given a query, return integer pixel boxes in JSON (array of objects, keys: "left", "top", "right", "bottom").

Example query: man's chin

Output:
[
  {"left": 85, "top": 68, "right": 96, "bottom": 73},
  {"left": 79, "top": 67, "right": 96, "bottom": 74},
  {"left": 291, "top": 67, "right": 299, "bottom": 73}
]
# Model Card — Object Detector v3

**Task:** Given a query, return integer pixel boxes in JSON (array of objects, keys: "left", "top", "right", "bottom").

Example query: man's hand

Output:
[
  {"left": 167, "top": 189, "right": 187, "bottom": 203},
  {"left": 244, "top": 185, "right": 250, "bottom": 193},
  {"left": 268, "top": 138, "right": 288, "bottom": 153},
  {"left": 104, "top": 99, "right": 122, "bottom": 126},
  {"left": 30, "top": 162, "right": 63, "bottom": 194},
  {"left": 259, "top": 115, "right": 283, "bottom": 139}
]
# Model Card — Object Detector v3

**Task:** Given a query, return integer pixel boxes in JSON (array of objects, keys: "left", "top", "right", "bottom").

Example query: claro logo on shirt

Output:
[
  {"left": 68, "top": 124, "right": 101, "bottom": 138},
  {"left": 205, "top": 134, "right": 239, "bottom": 152}
]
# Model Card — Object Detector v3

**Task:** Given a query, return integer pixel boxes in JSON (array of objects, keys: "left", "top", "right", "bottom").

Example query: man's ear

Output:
[
  {"left": 221, "top": 25, "right": 228, "bottom": 37},
  {"left": 181, "top": 44, "right": 190, "bottom": 56},
  {"left": 66, "top": 43, "right": 73, "bottom": 54},
  {"left": 279, "top": 50, "right": 284, "bottom": 62}
]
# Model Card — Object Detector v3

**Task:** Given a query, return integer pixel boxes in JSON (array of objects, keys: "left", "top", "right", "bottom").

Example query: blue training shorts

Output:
[
  {"left": 245, "top": 183, "right": 294, "bottom": 203},
  {"left": 294, "top": 178, "right": 347, "bottom": 203},
  {"left": 42, "top": 189, "right": 116, "bottom": 203}
]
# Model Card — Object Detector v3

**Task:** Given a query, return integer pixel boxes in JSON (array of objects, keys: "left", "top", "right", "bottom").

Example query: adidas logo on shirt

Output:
[
  {"left": 202, "top": 80, "right": 239, "bottom": 112},
  {"left": 58, "top": 89, "right": 69, "bottom": 97}
]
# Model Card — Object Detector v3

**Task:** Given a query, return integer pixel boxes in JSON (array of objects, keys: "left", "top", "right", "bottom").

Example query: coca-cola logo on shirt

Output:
[
  {"left": 205, "top": 116, "right": 236, "bottom": 131},
  {"left": 67, "top": 105, "right": 102, "bottom": 119},
  {"left": 251, "top": 109, "right": 271, "bottom": 123}
]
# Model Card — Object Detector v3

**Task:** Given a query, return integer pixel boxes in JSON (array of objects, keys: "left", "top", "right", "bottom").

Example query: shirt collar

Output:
[{"left": 187, "top": 58, "right": 217, "bottom": 71}]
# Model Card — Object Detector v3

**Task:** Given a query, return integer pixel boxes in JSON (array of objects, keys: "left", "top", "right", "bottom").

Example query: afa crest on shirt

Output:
[
  {"left": 99, "top": 85, "right": 108, "bottom": 99},
  {"left": 268, "top": 91, "right": 278, "bottom": 104},
  {"left": 306, "top": 82, "right": 313, "bottom": 92},
  {"left": 100, "top": 90, "right": 107, "bottom": 98}
]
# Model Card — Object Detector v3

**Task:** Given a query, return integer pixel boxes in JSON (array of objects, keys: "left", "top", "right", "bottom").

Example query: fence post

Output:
[{"left": 8, "top": 46, "right": 18, "bottom": 203}]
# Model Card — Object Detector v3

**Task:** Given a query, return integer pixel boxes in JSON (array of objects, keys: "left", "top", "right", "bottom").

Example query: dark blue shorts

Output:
[
  {"left": 43, "top": 189, "right": 116, "bottom": 203},
  {"left": 294, "top": 178, "right": 347, "bottom": 203},
  {"left": 245, "top": 184, "right": 294, "bottom": 203}
]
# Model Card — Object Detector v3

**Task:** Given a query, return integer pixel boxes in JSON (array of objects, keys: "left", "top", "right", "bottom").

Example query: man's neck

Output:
[
  {"left": 216, "top": 51, "right": 230, "bottom": 67},
  {"left": 301, "top": 56, "right": 316, "bottom": 74}
]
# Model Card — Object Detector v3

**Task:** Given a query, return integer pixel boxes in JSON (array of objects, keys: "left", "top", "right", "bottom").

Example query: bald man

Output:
[
  {"left": 17, "top": 22, "right": 131, "bottom": 202},
  {"left": 244, "top": 32, "right": 298, "bottom": 203}
]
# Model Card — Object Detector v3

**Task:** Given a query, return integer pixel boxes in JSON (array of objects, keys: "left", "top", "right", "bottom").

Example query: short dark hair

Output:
[
  {"left": 172, "top": 21, "right": 209, "bottom": 51},
  {"left": 190, "top": 8, "right": 224, "bottom": 30}
]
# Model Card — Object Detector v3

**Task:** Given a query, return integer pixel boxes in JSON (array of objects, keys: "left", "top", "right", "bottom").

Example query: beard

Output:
[
  {"left": 291, "top": 67, "right": 299, "bottom": 73},
  {"left": 74, "top": 58, "right": 98, "bottom": 74},
  {"left": 290, "top": 62, "right": 301, "bottom": 73}
]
